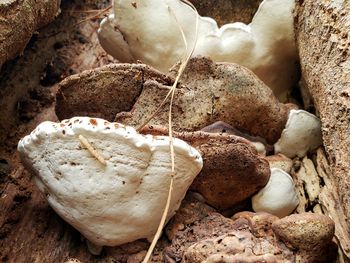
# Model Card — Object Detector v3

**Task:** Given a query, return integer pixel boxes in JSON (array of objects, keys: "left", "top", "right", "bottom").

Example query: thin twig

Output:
[
  {"left": 141, "top": 1, "right": 199, "bottom": 262},
  {"left": 78, "top": 135, "right": 107, "bottom": 165},
  {"left": 74, "top": 6, "right": 112, "bottom": 26},
  {"left": 38, "top": 5, "right": 112, "bottom": 39},
  {"left": 141, "top": 176, "right": 174, "bottom": 263},
  {"left": 136, "top": 1, "right": 198, "bottom": 132}
]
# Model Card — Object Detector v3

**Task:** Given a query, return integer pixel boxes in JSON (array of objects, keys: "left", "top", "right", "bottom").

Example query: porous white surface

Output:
[
  {"left": 18, "top": 117, "right": 203, "bottom": 246},
  {"left": 252, "top": 168, "right": 299, "bottom": 218},
  {"left": 98, "top": 0, "right": 297, "bottom": 101},
  {"left": 274, "top": 110, "right": 322, "bottom": 158}
]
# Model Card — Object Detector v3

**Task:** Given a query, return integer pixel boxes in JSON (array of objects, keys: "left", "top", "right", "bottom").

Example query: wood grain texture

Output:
[{"left": 295, "top": 0, "right": 350, "bottom": 259}]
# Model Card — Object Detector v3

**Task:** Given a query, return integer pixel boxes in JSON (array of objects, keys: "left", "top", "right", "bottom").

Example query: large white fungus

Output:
[
  {"left": 274, "top": 109, "right": 323, "bottom": 158},
  {"left": 252, "top": 168, "right": 299, "bottom": 218},
  {"left": 98, "top": 0, "right": 298, "bottom": 101},
  {"left": 17, "top": 117, "right": 203, "bottom": 248}
]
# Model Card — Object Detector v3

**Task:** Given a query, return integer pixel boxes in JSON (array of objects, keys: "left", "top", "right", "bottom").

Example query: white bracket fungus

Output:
[
  {"left": 98, "top": 0, "right": 298, "bottom": 101},
  {"left": 252, "top": 168, "right": 299, "bottom": 218},
  {"left": 274, "top": 109, "right": 323, "bottom": 158},
  {"left": 17, "top": 117, "right": 203, "bottom": 249}
]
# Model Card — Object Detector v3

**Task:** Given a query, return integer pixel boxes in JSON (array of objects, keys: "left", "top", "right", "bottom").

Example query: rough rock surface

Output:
[
  {"left": 0, "top": 0, "right": 61, "bottom": 68},
  {"left": 183, "top": 211, "right": 293, "bottom": 263},
  {"left": 57, "top": 57, "right": 291, "bottom": 144},
  {"left": 189, "top": 133, "right": 270, "bottom": 210},
  {"left": 200, "top": 121, "right": 271, "bottom": 154},
  {"left": 295, "top": 0, "right": 350, "bottom": 258},
  {"left": 123, "top": 57, "right": 291, "bottom": 144},
  {"left": 272, "top": 213, "right": 336, "bottom": 263},
  {"left": 188, "top": 0, "right": 262, "bottom": 25},
  {"left": 141, "top": 125, "right": 270, "bottom": 210},
  {"left": 56, "top": 64, "right": 172, "bottom": 121},
  {"left": 164, "top": 201, "right": 250, "bottom": 262},
  {"left": 166, "top": 207, "right": 336, "bottom": 263}
]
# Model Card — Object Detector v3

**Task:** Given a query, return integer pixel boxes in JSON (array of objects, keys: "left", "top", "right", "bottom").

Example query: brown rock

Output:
[
  {"left": 0, "top": 0, "right": 61, "bottom": 68},
  {"left": 56, "top": 63, "right": 172, "bottom": 121},
  {"left": 201, "top": 121, "right": 271, "bottom": 154},
  {"left": 190, "top": 134, "right": 270, "bottom": 210},
  {"left": 295, "top": 0, "right": 350, "bottom": 258},
  {"left": 272, "top": 213, "right": 336, "bottom": 263},
  {"left": 165, "top": 192, "right": 216, "bottom": 242},
  {"left": 169, "top": 210, "right": 336, "bottom": 262},
  {"left": 166, "top": 209, "right": 295, "bottom": 263},
  {"left": 183, "top": 232, "right": 291, "bottom": 263},
  {"left": 56, "top": 57, "right": 291, "bottom": 144},
  {"left": 165, "top": 209, "right": 245, "bottom": 262},
  {"left": 120, "top": 57, "right": 290, "bottom": 144},
  {"left": 272, "top": 213, "right": 335, "bottom": 249},
  {"left": 141, "top": 125, "right": 271, "bottom": 210},
  {"left": 232, "top": 211, "right": 279, "bottom": 238},
  {"left": 188, "top": 0, "right": 262, "bottom": 26}
]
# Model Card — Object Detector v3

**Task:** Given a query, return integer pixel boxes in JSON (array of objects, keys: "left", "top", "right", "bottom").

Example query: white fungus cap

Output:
[
  {"left": 252, "top": 168, "right": 299, "bottom": 218},
  {"left": 98, "top": 0, "right": 297, "bottom": 101},
  {"left": 274, "top": 109, "right": 322, "bottom": 158},
  {"left": 17, "top": 117, "right": 203, "bottom": 247},
  {"left": 98, "top": 14, "right": 134, "bottom": 62}
]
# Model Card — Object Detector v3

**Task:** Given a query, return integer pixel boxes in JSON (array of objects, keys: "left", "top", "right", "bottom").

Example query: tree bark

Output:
[
  {"left": 295, "top": 0, "right": 350, "bottom": 259},
  {"left": 0, "top": 0, "right": 61, "bottom": 69}
]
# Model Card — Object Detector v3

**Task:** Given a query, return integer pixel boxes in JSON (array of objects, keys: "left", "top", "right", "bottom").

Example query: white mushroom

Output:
[
  {"left": 274, "top": 109, "right": 322, "bottom": 158},
  {"left": 252, "top": 168, "right": 299, "bottom": 218},
  {"left": 98, "top": 14, "right": 134, "bottom": 62},
  {"left": 98, "top": 0, "right": 298, "bottom": 101},
  {"left": 17, "top": 117, "right": 203, "bottom": 249}
]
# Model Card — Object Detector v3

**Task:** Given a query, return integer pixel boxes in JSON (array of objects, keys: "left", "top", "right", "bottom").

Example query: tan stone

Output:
[
  {"left": 183, "top": 232, "right": 290, "bottom": 263},
  {"left": 171, "top": 211, "right": 336, "bottom": 263},
  {"left": 122, "top": 57, "right": 291, "bottom": 144},
  {"left": 167, "top": 209, "right": 294, "bottom": 262},
  {"left": 232, "top": 211, "right": 279, "bottom": 238},
  {"left": 56, "top": 57, "right": 292, "bottom": 144},
  {"left": 272, "top": 213, "right": 336, "bottom": 263},
  {"left": 56, "top": 63, "right": 172, "bottom": 121}
]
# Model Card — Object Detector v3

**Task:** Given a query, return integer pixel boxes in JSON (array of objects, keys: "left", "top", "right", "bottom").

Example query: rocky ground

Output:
[{"left": 0, "top": 0, "right": 348, "bottom": 262}]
